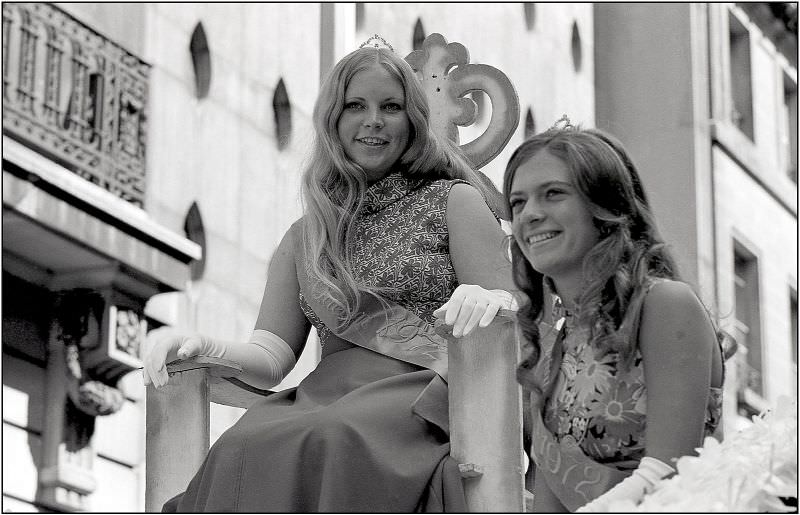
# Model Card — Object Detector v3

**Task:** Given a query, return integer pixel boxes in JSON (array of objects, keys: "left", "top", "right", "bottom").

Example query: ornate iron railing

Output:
[{"left": 2, "top": 2, "right": 149, "bottom": 207}]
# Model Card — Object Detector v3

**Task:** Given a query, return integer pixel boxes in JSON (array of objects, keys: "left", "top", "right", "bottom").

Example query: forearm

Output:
[
  {"left": 174, "top": 330, "right": 297, "bottom": 390},
  {"left": 218, "top": 330, "right": 297, "bottom": 389}
]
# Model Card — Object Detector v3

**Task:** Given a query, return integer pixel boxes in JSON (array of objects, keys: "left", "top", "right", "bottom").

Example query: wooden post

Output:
[
  {"left": 448, "top": 312, "right": 525, "bottom": 512},
  {"left": 144, "top": 357, "right": 245, "bottom": 511},
  {"left": 145, "top": 367, "right": 210, "bottom": 511}
]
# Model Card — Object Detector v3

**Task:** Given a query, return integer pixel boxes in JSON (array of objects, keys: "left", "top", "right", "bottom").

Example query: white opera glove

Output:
[
  {"left": 433, "top": 284, "right": 519, "bottom": 338},
  {"left": 575, "top": 456, "right": 675, "bottom": 512},
  {"left": 142, "top": 329, "right": 296, "bottom": 390}
]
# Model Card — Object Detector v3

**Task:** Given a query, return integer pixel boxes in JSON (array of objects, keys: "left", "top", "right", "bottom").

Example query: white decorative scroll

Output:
[{"left": 405, "top": 33, "right": 520, "bottom": 169}]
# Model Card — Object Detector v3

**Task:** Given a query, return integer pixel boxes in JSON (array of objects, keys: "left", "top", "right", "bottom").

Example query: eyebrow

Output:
[{"left": 344, "top": 96, "right": 404, "bottom": 102}]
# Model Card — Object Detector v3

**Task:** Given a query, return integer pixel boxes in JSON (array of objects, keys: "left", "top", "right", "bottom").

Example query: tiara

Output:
[
  {"left": 548, "top": 114, "right": 575, "bottom": 131},
  {"left": 359, "top": 34, "right": 394, "bottom": 52}
]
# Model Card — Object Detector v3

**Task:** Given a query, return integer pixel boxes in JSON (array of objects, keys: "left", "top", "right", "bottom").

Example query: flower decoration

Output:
[{"left": 608, "top": 397, "right": 797, "bottom": 512}]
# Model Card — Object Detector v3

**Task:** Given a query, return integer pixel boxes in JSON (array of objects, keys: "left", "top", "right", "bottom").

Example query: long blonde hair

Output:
[{"left": 301, "top": 47, "right": 505, "bottom": 326}]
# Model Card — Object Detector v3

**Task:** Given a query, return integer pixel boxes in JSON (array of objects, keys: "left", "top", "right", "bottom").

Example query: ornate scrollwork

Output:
[
  {"left": 114, "top": 308, "right": 144, "bottom": 361},
  {"left": 54, "top": 289, "right": 127, "bottom": 427},
  {"left": 405, "top": 33, "right": 520, "bottom": 169},
  {"left": 2, "top": 3, "right": 149, "bottom": 206}
]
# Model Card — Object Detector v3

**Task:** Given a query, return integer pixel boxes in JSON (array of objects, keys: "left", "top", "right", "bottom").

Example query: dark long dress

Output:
[{"left": 164, "top": 172, "right": 470, "bottom": 512}]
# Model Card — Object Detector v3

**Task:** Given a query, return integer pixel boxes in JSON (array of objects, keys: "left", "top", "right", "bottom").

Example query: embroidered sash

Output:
[
  {"left": 526, "top": 320, "right": 631, "bottom": 511},
  {"left": 292, "top": 222, "right": 450, "bottom": 380}
]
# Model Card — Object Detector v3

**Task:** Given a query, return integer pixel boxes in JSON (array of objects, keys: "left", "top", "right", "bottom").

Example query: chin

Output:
[{"left": 527, "top": 258, "right": 559, "bottom": 277}]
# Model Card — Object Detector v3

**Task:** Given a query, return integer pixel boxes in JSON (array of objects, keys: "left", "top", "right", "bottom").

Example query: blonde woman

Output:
[{"left": 144, "top": 42, "right": 515, "bottom": 512}]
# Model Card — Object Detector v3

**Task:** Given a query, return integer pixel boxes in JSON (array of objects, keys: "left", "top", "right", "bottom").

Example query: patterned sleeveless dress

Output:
[
  {"left": 541, "top": 279, "right": 724, "bottom": 468},
  {"left": 165, "top": 171, "right": 472, "bottom": 512}
]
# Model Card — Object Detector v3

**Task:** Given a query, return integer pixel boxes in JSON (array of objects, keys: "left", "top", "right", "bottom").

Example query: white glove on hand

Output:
[
  {"left": 433, "top": 284, "right": 518, "bottom": 338},
  {"left": 142, "top": 330, "right": 295, "bottom": 390},
  {"left": 575, "top": 456, "right": 675, "bottom": 512},
  {"left": 142, "top": 333, "right": 222, "bottom": 388}
]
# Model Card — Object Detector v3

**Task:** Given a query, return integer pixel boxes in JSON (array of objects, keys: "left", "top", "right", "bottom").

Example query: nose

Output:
[
  {"left": 518, "top": 200, "right": 545, "bottom": 224},
  {"left": 363, "top": 107, "right": 384, "bottom": 129}
]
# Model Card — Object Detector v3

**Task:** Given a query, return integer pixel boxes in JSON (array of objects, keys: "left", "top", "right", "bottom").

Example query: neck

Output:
[{"left": 548, "top": 275, "right": 583, "bottom": 313}]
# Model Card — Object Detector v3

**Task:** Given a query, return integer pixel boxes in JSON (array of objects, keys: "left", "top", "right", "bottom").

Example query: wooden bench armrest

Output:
[
  {"left": 165, "top": 356, "right": 275, "bottom": 409},
  {"left": 447, "top": 309, "right": 525, "bottom": 511},
  {"left": 146, "top": 357, "right": 274, "bottom": 510}
]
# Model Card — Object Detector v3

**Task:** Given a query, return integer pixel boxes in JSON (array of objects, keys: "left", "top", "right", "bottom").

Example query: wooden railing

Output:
[
  {"left": 145, "top": 313, "right": 525, "bottom": 512},
  {"left": 2, "top": 2, "right": 149, "bottom": 207}
]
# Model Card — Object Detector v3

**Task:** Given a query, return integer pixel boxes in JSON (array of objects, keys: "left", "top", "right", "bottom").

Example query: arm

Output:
[
  {"left": 576, "top": 280, "right": 716, "bottom": 511},
  {"left": 253, "top": 223, "right": 311, "bottom": 358},
  {"left": 639, "top": 279, "right": 715, "bottom": 463},
  {"left": 143, "top": 226, "right": 311, "bottom": 389},
  {"left": 435, "top": 183, "right": 517, "bottom": 336},
  {"left": 446, "top": 182, "right": 515, "bottom": 291}
]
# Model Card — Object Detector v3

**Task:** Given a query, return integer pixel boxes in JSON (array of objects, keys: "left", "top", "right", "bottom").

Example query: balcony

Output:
[{"left": 2, "top": 2, "right": 149, "bottom": 207}]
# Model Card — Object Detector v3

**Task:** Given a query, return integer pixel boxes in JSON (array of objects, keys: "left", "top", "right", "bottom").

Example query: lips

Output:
[
  {"left": 356, "top": 137, "right": 388, "bottom": 146},
  {"left": 524, "top": 231, "right": 560, "bottom": 245}
]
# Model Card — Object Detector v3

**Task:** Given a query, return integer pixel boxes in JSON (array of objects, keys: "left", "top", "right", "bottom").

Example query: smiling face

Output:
[
  {"left": 509, "top": 149, "right": 601, "bottom": 291},
  {"left": 336, "top": 64, "right": 411, "bottom": 183}
]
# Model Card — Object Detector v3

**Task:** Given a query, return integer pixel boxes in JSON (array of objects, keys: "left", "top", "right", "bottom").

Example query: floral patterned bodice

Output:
[
  {"left": 542, "top": 283, "right": 724, "bottom": 466},
  {"left": 299, "top": 171, "right": 466, "bottom": 346}
]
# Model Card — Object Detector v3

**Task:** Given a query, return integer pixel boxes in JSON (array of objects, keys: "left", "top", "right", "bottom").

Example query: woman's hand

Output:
[
  {"left": 142, "top": 333, "right": 220, "bottom": 388},
  {"left": 433, "top": 284, "right": 516, "bottom": 337}
]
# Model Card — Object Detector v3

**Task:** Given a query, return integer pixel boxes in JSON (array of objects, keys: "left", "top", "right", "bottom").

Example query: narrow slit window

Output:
[
  {"left": 570, "top": 21, "right": 582, "bottom": 72},
  {"left": 790, "top": 288, "right": 797, "bottom": 396},
  {"left": 184, "top": 201, "right": 206, "bottom": 281},
  {"left": 413, "top": 19, "right": 425, "bottom": 51},
  {"left": 190, "top": 22, "right": 211, "bottom": 99},
  {"left": 356, "top": 3, "right": 365, "bottom": 32},
  {"left": 273, "top": 77, "right": 292, "bottom": 151},
  {"left": 524, "top": 3, "right": 536, "bottom": 31},
  {"left": 524, "top": 107, "right": 536, "bottom": 139}
]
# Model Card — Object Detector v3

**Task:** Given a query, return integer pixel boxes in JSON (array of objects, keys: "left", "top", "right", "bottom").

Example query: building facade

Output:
[
  {"left": 2, "top": 2, "right": 795, "bottom": 511},
  {"left": 594, "top": 2, "right": 797, "bottom": 433}
]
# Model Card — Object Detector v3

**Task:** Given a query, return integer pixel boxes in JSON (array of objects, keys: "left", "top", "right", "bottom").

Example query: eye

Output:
[
  {"left": 545, "top": 188, "right": 565, "bottom": 199},
  {"left": 344, "top": 101, "right": 364, "bottom": 110},
  {"left": 383, "top": 102, "right": 403, "bottom": 112},
  {"left": 509, "top": 197, "right": 525, "bottom": 212}
]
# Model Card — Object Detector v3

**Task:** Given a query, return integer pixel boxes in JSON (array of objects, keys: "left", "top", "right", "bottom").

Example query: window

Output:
[
  {"left": 733, "top": 243, "right": 763, "bottom": 416},
  {"left": 781, "top": 70, "right": 797, "bottom": 183},
  {"left": 355, "top": 3, "right": 365, "bottom": 32},
  {"left": 189, "top": 22, "right": 211, "bottom": 99},
  {"left": 523, "top": 3, "right": 536, "bottom": 31},
  {"left": 413, "top": 19, "right": 425, "bottom": 51},
  {"left": 791, "top": 288, "right": 798, "bottom": 395},
  {"left": 524, "top": 107, "right": 536, "bottom": 139},
  {"left": 570, "top": 22, "right": 582, "bottom": 72},
  {"left": 273, "top": 78, "right": 292, "bottom": 151},
  {"left": 183, "top": 201, "right": 206, "bottom": 281},
  {"left": 728, "top": 11, "right": 754, "bottom": 140}
]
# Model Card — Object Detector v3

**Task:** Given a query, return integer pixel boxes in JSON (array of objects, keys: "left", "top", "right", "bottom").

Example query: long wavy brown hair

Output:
[
  {"left": 301, "top": 47, "right": 506, "bottom": 327},
  {"left": 503, "top": 127, "right": 680, "bottom": 386}
]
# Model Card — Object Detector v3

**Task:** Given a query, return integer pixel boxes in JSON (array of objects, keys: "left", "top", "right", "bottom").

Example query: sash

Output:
[
  {"left": 527, "top": 320, "right": 632, "bottom": 511},
  {"left": 292, "top": 223, "right": 450, "bottom": 380}
]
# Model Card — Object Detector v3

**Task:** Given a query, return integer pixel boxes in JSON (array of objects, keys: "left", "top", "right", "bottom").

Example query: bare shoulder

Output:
[
  {"left": 640, "top": 279, "right": 715, "bottom": 351},
  {"left": 447, "top": 181, "right": 484, "bottom": 203},
  {"left": 446, "top": 182, "right": 493, "bottom": 217},
  {"left": 644, "top": 279, "right": 704, "bottom": 314}
]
